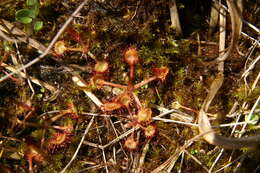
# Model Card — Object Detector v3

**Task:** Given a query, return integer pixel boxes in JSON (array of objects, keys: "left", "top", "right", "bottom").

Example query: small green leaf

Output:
[
  {"left": 34, "top": 21, "right": 43, "bottom": 32},
  {"left": 15, "top": 9, "right": 34, "bottom": 24}
]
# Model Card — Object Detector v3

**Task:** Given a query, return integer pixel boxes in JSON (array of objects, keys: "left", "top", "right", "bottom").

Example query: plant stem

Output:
[
  {"left": 126, "top": 106, "right": 133, "bottom": 117},
  {"left": 28, "top": 156, "right": 33, "bottom": 173},
  {"left": 132, "top": 92, "right": 142, "bottom": 109},
  {"left": 130, "top": 65, "right": 134, "bottom": 80},
  {"left": 102, "top": 80, "right": 127, "bottom": 89},
  {"left": 66, "top": 47, "right": 83, "bottom": 52},
  {"left": 181, "top": 105, "right": 198, "bottom": 114},
  {"left": 134, "top": 76, "right": 157, "bottom": 89}
]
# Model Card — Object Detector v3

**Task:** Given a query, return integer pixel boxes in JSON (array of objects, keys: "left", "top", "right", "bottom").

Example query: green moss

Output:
[
  {"left": 0, "top": 1, "right": 259, "bottom": 172},
  {"left": 233, "top": 84, "right": 247, "bottom": 101}
]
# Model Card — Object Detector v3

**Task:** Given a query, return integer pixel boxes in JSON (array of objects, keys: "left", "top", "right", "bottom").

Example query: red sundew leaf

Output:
[
  {"left": 94, "top": 61, "right": 109, "bottom": 74},
  {"left": 54, "top": 41, "right": 67, "bottom": 55},
  {"left": 124, "top": 47, "right": 139, "bottom": 66},
  {"left": 66, "top": 27, "right": 81, "bottom": 42},
  {"left": 47, "top": 132, "right": 71, "bottom": 152},
  {"left": 25, "top": 144, "right": 45, "bottom": 163},
  {"left": 137, "top": 108, "right": 152, "bottom": 123},
  {"left": 143, "top": 124, "right": 157, "bottom": 139},
  {"left": 116, "top": 93, "right": 132, "bottom": 107},
  {"left": 124, "top": 136, "right": 138, "bottom": 151},
  {"left": 102, "top": 102, "right": 123, "bottom": 112},
  {"left": 152, "top": 67, "right": 169, "bottom": 82}
]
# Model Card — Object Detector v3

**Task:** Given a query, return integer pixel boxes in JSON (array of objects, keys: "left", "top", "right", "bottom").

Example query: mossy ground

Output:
[{"left": 0, "top": 0, "right": 259, "bottom": 172}]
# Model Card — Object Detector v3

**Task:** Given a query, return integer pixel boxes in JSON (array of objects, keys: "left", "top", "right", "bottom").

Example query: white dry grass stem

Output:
[
  {"left": 178, "top": 151, "right": 184, "bottom": 173},
  {"left": 153, "top": 117, "right": 198, "bottom": 127},
  {"left": 252, "top": 164, "right": 260, "bottom": 173},
  {"left": 60, "top": 116, "right": 94, "bottom": 173},
  {"left": 103, "top": 127, "right": 137, "bottom": 149},
  {"left": 207, "top": 4, "right": 227, "bottom": 171},
  {"left": 242, "top": 55, "right": 260, "bottom": 79},
  {"left": 72, "top": 75, "right": 103, "bottom": 108},
  {"left": 135, "top": 140, "right": 150, "bottom": 173}
]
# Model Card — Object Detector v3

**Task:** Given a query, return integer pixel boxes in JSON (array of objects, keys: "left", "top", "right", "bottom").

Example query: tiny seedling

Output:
[{"left": 15, "top": 0, "right": 43, "bottom": 32}]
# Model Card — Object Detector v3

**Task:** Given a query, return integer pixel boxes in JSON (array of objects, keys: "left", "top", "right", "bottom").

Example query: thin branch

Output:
[
  {"left": 239, "top": 96, "right": 260, "bottom": 135},
  {"left": 151, "top": 131, "right": 215, "bottom": 173},
  {"left": 242, "top": 55, "right": 260, "bottom": 79},
  {"left": 153, "top": 117, "right": 254, "bottom": 128}
]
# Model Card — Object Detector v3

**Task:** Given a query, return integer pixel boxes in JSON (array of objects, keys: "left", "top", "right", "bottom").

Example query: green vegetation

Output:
[
  {"left": 15, "top": 0, "right": 43, "bottom": 32},
  {"left": 0, "top": 0, "right": 259, "bottom": 172}
]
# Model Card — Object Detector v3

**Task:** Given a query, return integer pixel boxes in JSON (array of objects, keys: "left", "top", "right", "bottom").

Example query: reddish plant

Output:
[
  {"left": 52, "top": 118, "right": 74, "bottom": 133},
  {"left": 143, "top": 124, "right": 157, "bottom": 139},
  {"left": 66, "top": 101, "right": 80, "bottom": 120},
  {"left": 101, "top": 102, "right": 123, "bottom": 112},
  {"left": 124, "top": 47, "right": 139, "bottom": 80},
  {"left": 124, "top": 135, "right": 138, "bottom": 151},
  {"left": 136, "top": 108, "right": 152, "bottom": 124},
  {"left": 18, "top": 102, "right": 34, "bottom": 112},
  {"left": 1, "top": 70, "right": 21, "bottom": 83},
  {"left": 54, "top": 41, "right": 83, "bottom": 55},
  {"left": 171, "top": 101, "right": 198, "bottom": 113},
  {"left": 66, "top": 27, "right": 81, "bottom": 43},
  {"left": 47, "top": 132, "right": 72, "bottom": 152},
  {"left": 48, "top": 118, "right": 74, "bottom": 152},
  {"left": 95, "top": 78, "right": 127, "bottom": 89},
  {"left": 115, "top": 92, "right": 132, "bottom": 108},
  {"left": 65, "top": 27, "right": 89, "bottom": 54},
  {"left": 24, "top": 144, "right": 45, "bottom": 173},
  {"left": 50, "top": 101, "right": 79, "bottom": 122},
  {"left": 94, "top": 61, "right": 109, "bottom": 74},
  {"left": 152, "top": 66, "right": 169, "bottom": 82},
  {"left": 84, "top": 47, "right": 169, "bottom": 150},
  {"left": 0, "top": 52, "right": 9, "bottom": 66}
]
